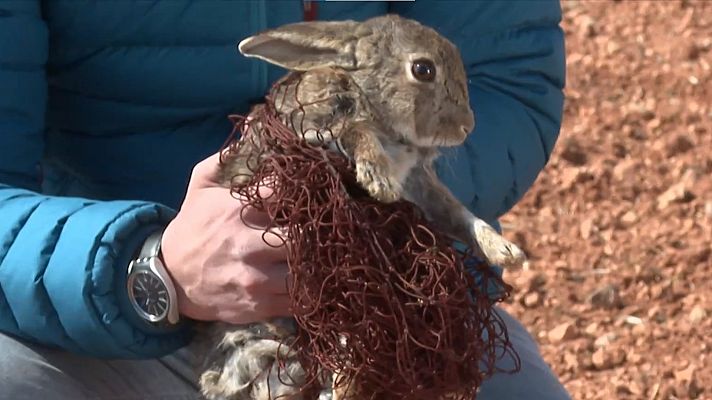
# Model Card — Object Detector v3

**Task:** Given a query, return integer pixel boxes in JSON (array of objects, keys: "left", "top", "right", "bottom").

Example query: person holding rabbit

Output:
[{"left": 0, "top": 1, "right": 569, "bottom": 399}]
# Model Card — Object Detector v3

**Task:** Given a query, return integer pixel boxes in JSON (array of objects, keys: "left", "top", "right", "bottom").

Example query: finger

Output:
[
  {"left": 259, "top": 293, "right": 293, "bottom": 319},
  {"left": 204, "top": 180, "right": 280, "bottom": 233},
  {"left": 227, "top": 179, "right": 276, "bottom": 205},
  {"left": 234, "top": 211, "right": 291, "bottom": 253},
  {"left": 231, "top": 226, "right": 288, "bottom": 262},
  {"left": 221, "top": 294, "right": 293, "bottom": 324},
  {"left": 239, "top": 239, "right": 289, "bottom": 267},
  {"left": 234, "top": 200, "right": 277, "bottom": 230},
  {"left": 262, "top": 262, "right": 292, "bottom": 295},
  {"left": 235, "top": 262, "right": 291, "bottom": 295}
]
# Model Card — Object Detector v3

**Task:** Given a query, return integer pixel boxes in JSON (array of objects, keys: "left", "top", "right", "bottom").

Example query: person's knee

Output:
[
  {"left": 477, "top": 307, "right": 572, "bottom": 400},
  {"left": 0, "top": 333, "right": 89, "bottom": 400}
]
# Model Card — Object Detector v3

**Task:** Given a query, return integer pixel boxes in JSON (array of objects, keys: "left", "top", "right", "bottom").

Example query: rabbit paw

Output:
[
  {"left": 471, "top": 219, "right": 527, "bottom": 268},
  {"left": 356, "top": 159, "right": 401, "bottom": 203}
]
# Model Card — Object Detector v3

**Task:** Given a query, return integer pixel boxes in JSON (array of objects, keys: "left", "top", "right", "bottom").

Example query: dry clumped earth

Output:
[{"left": 496, "top": 1, "right": 711, "bottom": 399}]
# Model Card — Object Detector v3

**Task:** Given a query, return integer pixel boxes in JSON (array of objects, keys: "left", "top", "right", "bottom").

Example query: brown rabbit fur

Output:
[{"left": 194, "top": 14, "right": 525, "bottom": 400}]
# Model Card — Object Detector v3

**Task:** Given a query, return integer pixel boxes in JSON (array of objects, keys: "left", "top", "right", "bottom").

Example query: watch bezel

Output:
[{"left": 127, "top": 265, "right": 171, "bottom": 323}]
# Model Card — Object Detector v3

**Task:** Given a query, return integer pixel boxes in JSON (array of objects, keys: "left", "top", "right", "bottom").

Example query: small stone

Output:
[
  {"left": 616, "top": 385, "right": 632, "bottom": 395},
  {"left": 652, "top": 327, "right": 669, "bottom": 340},
  {"left": 623, "top": 315, "right": 643, "bottom": 325},
  {"left": 590, "top": 349, "right": 606, "bottom": 370},
  {"left": 686, "top": 43, "right": 701, "bottom": 60},
  {"left": 528, "top": 273, "right": 548, "bottom": 291},
  {"left": 522, "top": 291, "right": 541, "bottom": 308},
  {"left": 561, "top": 167, "right": 594, "bottom": 189},
  {"left": 620, "top": 211, "right": 638, "bottom": 226},
  {"left": 578, "top": 15, "right": 597, "bottom": 38},
  {"left": 580, "top": 217, "right": 596, "bottom": 240},
  {"left": 560, "top": 139, "right": 588, "bottom": 166},
  {"left": 629, "top": 380, "right": 644, "bottom": 396},
  {"left": 612, "top": 158, "right": 639, "bottom": 181},
  {"left": 562, "top": 352, "right": 579, "bottom": 371},
  {"left": 689, "top": 305, "right": 707, "bottom": 323},
  {"left": 674, "top": 364, "right": 696, "bottom": 383},
  {"left": 657, "top": 182, "right": 695, "bottom": 209},
  {"left": 591, "top": 347, "right": 626, "bottom": 370},
  {"left": 680, "top": 168, "right": 699, "bottom": 187},
  {"left": 627, "top": 352, "right": 643, "bottom": 364},
  {"left": 594, "top": 332, "right": 617, "bottom": 348},
  {"left": 631, "top": 323, "right": 647, "bottom": 336},
  {"left": 603, "top": 244, "right": 614, "bottom": 256},
  {"left": 548, "top": 322, "right": 578, "bottom": 342},
  {"left": 689, "top": 247, "right": 711, "bottom": 265},
  {"left": 681, "top": 295, "right": 700, "bottom": 308},
  {"left": 588, "top": 284, "right": 622, "bottom": 309},
  {"left": 584, "top": 322, "right": 599, "bottom": 335},
  {"left": 666, "top": 134, "right": 695, "bottom": 157},
  {"left": 669, "top": 278, "right": 687, "bottom": 300}
]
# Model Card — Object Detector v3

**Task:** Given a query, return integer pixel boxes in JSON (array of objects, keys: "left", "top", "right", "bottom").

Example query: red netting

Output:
[{"left": 219, "top": 74, "right": 520, "bottom": 400}]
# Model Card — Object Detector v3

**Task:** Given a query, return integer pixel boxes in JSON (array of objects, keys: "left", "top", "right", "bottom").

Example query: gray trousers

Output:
[{"left": 0, "top": 307, "right": 571, "bottom": 400}]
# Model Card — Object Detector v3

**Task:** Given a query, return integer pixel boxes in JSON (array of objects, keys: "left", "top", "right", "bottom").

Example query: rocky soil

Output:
[{"left": 498, "top": 1, "right": 711, "bottom": 399}]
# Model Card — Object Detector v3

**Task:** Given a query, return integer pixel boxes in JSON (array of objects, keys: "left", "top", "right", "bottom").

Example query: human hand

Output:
[{"left": 160, "top": 152, "right": 291, "bottom": 325}]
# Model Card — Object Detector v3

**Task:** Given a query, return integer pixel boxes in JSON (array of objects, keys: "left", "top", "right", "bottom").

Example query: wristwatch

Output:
[{"left": 127, "top": 230, "right": 181, "bottom": 327}]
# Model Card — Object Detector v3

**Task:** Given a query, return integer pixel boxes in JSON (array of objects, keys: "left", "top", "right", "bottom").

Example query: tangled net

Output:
[{"left": 219, "top": 74, "right": 520, "bottom": 400}]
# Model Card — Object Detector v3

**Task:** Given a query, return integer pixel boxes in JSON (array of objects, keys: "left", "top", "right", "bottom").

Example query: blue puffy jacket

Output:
[{"left": 0, "top": 1, "right": 565, "bottom": 359}]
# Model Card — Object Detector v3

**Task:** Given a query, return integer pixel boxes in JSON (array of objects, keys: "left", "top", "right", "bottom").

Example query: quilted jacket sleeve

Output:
[
  {"left": 0, "top": 1, "right": 192, "bottom": 359},
  {"left": 390, "top": 0, "right": 566, "bottom": 226}
]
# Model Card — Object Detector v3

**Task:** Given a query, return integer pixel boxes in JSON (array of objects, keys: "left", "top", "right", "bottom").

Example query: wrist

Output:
[
  {"left": 159, "top": 223, "right": 194, "bottom": 320},
  {"left": 160, "top": 219, "right": 217, "bottom": 322}
]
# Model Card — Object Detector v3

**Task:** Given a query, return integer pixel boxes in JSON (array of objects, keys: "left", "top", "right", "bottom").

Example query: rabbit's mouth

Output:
[
  {"left": 435, "top": 128, "right": 470, "bottom": 147},
  {"left": 419, "top": 109, "right": 475, "bottom": 147},
  {"left": 389, "top": 116, "right": 472, "bottom": 148},
  {"left": 401, "top": 127, "right": 469, "bottom": 148},
  {"left": 430, "top": 120, "right": 473, "bottom": 147}
]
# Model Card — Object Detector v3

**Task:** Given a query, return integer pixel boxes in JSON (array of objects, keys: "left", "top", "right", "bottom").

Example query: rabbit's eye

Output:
[{"left": 411, "top": 59, "right": 436, "bottom": 82}]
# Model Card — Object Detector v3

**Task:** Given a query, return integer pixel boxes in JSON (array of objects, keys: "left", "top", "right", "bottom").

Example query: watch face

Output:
[{"left": 129, "top": 270, "right": 169, "bottom": 322}]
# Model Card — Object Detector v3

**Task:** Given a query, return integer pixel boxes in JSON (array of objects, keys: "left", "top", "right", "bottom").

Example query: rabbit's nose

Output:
[{"left": 460, "top": 111, "right": 475, "bottom": 135}]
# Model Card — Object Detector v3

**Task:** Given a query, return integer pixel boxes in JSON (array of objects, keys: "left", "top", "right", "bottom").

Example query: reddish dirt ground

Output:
[{"left": 497, "top": 1, "right": 711, "bottom": 399}]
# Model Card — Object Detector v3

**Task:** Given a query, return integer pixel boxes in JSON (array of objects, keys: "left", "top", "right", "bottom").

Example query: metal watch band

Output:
[
  {"left": 127, "top": 230, "right": 181, "bottom": 326},
  {"left": 139, "top": 230, "right": 163, "bottom": 261}
]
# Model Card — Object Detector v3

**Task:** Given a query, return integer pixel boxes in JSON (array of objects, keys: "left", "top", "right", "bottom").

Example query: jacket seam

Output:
[
  {"left": 35, "top": 210, "right": 80, "bottom": 348},
  {"left": 0, "top": 199, "right": 45, "bottom": 267},
  {"left": 498, "top": 148, "right": 520, "bottom": 217},
  {"left": 51, "top": 43, "right": 237, "bottom": 50},
  {"left": 0, "top": 62, "right": 44, "bottom": 71},
  {"left": 48, "top": 86, "right": 227, "bottom": 111},
  {"left": 523, "top": 106, "right": 554, "bottom": 164},
  {"left": 0, "top": 286, "right": 21, "bottom": 335},
  {"left": 461, "top": 21, "right": 562, "bottom": 43},
  {"left": 0, "top": 199, "right": 46, "bottom": 338}
]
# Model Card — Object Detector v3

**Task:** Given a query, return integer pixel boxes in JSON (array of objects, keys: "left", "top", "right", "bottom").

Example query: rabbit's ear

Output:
[{"left": 238, "top": 21, "right": 360, "bottom": 71}]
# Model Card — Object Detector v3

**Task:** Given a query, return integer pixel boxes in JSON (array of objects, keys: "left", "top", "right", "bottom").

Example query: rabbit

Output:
[{"left": 195, "top": 14, "right": 527, "bottom": 400}]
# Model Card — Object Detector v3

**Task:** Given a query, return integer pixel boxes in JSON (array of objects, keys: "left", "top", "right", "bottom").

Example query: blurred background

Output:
[{"left": 498, "top": 1, "right": 711, "bottom": 399}]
